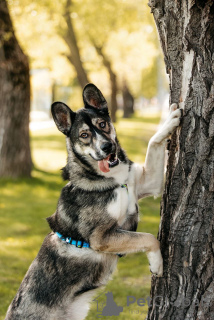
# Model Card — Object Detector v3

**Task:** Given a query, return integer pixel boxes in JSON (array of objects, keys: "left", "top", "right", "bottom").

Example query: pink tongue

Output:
[{"left": 98, "top": 157, "right": 110, "bottom": 173}]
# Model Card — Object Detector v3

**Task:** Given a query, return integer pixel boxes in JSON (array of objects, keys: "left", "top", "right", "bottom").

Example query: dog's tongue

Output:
[{"left": 98, "top": 156, "right": 110, "bottom": 173}]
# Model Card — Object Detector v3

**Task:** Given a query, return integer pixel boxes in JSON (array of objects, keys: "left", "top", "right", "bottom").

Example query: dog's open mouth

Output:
[{"left": 98, "top": 153, "right": 119, "bottom": 173}]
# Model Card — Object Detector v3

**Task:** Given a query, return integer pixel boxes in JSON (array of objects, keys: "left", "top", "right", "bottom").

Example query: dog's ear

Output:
[
  {"left": 83, "top": 83, "right": 108, "bottom": 111},
  {"left": 51, "top": 102, "right": 75, "bottom": 136}
]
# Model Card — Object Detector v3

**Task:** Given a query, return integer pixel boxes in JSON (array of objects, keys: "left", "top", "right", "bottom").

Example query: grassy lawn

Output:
[{"left": 0, "top": 113, "right": 161, "bottom": 320}]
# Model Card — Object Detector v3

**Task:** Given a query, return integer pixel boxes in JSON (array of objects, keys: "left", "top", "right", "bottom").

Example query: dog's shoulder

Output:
[{"left": 46, "top": 181, "right": 119, "bottom": 239}]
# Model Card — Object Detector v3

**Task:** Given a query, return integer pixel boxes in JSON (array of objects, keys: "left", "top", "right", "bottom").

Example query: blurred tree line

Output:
[
  {"left": 9, "top": 0, "right": 163, "bottom": 111},
  {"left": 0, "top": 0, "right": 166, "bottom": 177}
]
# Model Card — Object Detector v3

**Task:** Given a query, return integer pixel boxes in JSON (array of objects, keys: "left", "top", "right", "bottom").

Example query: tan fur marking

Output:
[
  {"left": 90, "top": 228, "right": 160, "bottom": 254},
  {"left": 91, "top": 118, "right": 110, "bottom": 133}
]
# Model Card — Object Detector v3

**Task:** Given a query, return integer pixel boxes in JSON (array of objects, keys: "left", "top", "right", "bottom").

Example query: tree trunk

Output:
[
  {"left": 93, "top": 44, "right": 118, "bottom": 122},
  {"left": 147, "top": 1, "right": 214, "bottom": 319},
  {"left": 63, "top": 0, "right": 89, "bottom": 89},
  {"left": 0, "top": 0, "right": 32, "bottom": 178},
  {"left": 122, "top": 80, "right": 134, "bottom": 118}
]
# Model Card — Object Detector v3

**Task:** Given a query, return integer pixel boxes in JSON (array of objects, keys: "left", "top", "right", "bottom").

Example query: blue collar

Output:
[
  {"left": 56, "top": 232, "right": 123, "bottom": 258},
  {"left": 56, "top": 232, "right": 90, "bottom": 248}
]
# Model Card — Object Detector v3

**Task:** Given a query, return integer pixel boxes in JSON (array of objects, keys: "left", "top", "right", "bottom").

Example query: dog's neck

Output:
[{"left": 62, "top": 141, "right": 131, "bottom": 191}]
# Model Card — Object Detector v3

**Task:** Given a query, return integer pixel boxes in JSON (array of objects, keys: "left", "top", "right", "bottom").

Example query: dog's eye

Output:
[
  {"left": 80, "top": 133, "right": 88, "bottom": 139},
  {"left": 99, "top": 121, "right": 106, "bottom": 129}
]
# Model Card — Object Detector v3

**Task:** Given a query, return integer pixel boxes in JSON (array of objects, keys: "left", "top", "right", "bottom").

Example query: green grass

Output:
[{"left": 0, "top": 113, "right": 161, "bottom": 320}]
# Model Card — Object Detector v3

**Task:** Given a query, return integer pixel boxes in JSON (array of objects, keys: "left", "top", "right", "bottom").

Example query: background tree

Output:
[
  {"left": 79, "top": 0, "right": 155, "bottom": 120},
  {"left": 122, "top": 79, "right": 134, "bottom": 118},
  {"left": 91, "top": 42, "right": 118, "bottom": 122},
  {"left": 147, "top": 1, "right": 214, "bottom": 319},
  {"left": 0, "top": 0, "right": 32, "bottom": 178},
  {"left": 78, "top": 0, "right": 123, "bottom": 121},
  {"left": 62, "top": 0, "right": 89, "bottom": 88}
]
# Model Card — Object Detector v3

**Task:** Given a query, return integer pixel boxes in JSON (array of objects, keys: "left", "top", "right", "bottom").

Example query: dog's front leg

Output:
[
  {"left": 90, "top": 228, "right": 163, "bottom": 276},
  {"left": 137, "top": 104, "right": 182, "bottom": 198}
]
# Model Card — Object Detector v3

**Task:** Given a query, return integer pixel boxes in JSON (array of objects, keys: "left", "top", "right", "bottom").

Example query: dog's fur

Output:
[{"left": 5, "top": 84, "right": 181, "bottom": 320}]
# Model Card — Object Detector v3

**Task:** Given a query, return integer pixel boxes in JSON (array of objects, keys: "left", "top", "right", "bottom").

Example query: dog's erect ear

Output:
[
  {"left": 83, "top": 83, "right": 108, "bottom": 111},
  {"left": 51, "top": 102, "right": 75, "bottom": 136}
]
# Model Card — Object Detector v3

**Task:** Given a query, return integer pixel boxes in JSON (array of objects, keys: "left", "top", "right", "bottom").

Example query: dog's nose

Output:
[{"left": 101, "top": 142, "right": 113, "bottom": 154}]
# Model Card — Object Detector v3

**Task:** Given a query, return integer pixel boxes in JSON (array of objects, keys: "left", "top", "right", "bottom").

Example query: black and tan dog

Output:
[{"left": 5, "top": 84, "right": 182, "bottom": 320}]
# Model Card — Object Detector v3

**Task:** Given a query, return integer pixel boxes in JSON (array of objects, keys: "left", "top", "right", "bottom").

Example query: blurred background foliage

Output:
[{"left": 8, "top": 0, "right": 168, "bottom": 109}]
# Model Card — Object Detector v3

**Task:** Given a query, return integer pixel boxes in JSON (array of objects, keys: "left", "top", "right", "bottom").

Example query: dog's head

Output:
[{"left": 51, "top": 84, "right": 120, "bottom": 174}]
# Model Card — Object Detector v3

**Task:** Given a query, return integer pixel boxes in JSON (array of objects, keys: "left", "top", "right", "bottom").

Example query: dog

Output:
[{"left": 5, "top": 83, "right": 182, "bottom": 320}]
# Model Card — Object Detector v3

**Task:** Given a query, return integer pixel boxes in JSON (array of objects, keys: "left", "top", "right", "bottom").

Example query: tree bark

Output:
[
  {"left": 92, "top": 44, "right": 118, "bottom": 122},
  {"left": 147, "top": 1, "right": 214, "bottom": 319},
  {"left": 0, "top": 0, "right": 32, "bottom": 178},
  {"left": 63, "top": 0, "right": 89, "bottom": 89}
]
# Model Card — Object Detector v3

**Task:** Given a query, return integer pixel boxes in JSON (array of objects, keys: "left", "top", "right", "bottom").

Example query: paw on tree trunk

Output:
[{"left": 147, "top": 1, "right": 214, "bottom": 319}]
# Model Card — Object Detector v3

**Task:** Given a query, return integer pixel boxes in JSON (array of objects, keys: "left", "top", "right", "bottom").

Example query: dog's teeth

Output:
[{"left": 106, "top": 154, "right": 119, "bottom": 168}]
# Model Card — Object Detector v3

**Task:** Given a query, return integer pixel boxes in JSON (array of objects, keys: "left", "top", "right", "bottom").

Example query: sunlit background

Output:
[{"left": 9, "top": 0, "right": 169, "bottom": 126}]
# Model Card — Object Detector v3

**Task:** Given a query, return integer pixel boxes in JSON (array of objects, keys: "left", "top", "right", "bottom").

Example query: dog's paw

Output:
[
  {"left": 151, "top": 104, "right": 182, "bottom": 144},
  {"left": 167, "top": 104, "right": 183, "bottom": 133},
  {"left": 162, "top": 104, "right": 182, "bottom": 136},
  {"left": 147, "top": 250, "right": 163, "bottom": 277}
]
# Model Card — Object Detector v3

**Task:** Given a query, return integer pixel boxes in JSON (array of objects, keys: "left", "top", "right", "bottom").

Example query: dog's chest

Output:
[{"left": 107, "top": 184, "right": 136, "bottom": 225}]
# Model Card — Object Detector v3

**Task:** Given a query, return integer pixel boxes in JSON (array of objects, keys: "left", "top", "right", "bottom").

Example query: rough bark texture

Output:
[
  {"left": 93, "top": 44, "right": 118, "bottom": 122},
  {"left": 63, "top": 0, "right": 89, "bottom": 88},
  {"left": 0, "top": 0, "right": 32, "bottom": 178},
  {"left": 147, "top": 1, "right": 214, "bottom": 319}
]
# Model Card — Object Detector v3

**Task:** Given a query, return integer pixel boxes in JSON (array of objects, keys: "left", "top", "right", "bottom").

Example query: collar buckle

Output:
[{"left": 65, "top": 237, "right": 71, "bottom": 244}]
